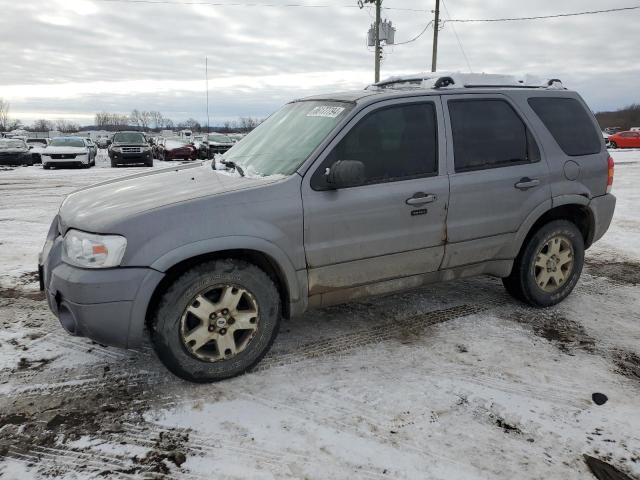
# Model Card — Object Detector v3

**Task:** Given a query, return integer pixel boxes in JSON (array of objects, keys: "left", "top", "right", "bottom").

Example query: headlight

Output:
[
  {"left": 62, "top": 230, "right": 127, "bottom": 268},
  {"left": 111, "top": 146, "right": 122, "bottom": 152},
  {"left": 142, "top": 146, "right": 151, "bottom": 151}
]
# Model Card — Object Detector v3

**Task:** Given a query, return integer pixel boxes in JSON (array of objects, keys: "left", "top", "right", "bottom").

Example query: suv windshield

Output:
[
  {"left": 208, "top": 134, "right": 232, "bottom": 143},
  {"left": 0, "top": 139, "right": 26, "bottom": 149},
  {"left": 224, "top": 101, "right": 352, "bottom": 176},
  {"left": 113, "top": 132, "right": 146, "bottom": 144},
  {"left": 49, "top": 138, "right": 85, "bottom": 148}
]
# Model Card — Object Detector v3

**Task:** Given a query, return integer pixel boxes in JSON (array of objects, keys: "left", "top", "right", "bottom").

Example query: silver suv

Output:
[{"left": 39, "top": 74, "right": 616, "bottom": 382}]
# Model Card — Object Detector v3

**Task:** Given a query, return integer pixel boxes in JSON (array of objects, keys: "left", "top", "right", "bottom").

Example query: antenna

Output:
[{"left": 205, "top": 56, "right": 210, "bottom": 134}]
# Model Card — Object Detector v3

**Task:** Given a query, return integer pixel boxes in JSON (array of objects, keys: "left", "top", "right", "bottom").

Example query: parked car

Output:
[
  {"left": 161, "top": 138, "right": 198, "bottom": 161},
  {"left": 39, "top": 74, "right": 616, "bottom": 383},
  {"left": 607, "top": 130, "right": 640, "bottom": 149},
  {"left": 630, "top": 127, "right": 640, "bottom": 132},
  {"left": 0, "top": 138, "right": 33, "bottom": 166},
  {"left": 603, "top": 127, "right": 622, "bottom": 135},
  {"left": 96, "top": 137, "right": 111, "bottom": 149},
  {"left": 26, "top": 138, "right": 50, "bottom": 164},
  {"left": 203, "top": 133, "right": 234, "bottom": 158},
  {"left": 108, "top": 131, "right": 153, "bottom": 167},
  {"left": 41, "top": 137, "right": 96, "bottom": 169}
]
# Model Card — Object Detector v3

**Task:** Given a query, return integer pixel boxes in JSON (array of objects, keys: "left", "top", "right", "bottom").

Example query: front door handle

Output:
[
  {"left": 515, "top": 177, "right": 540, "bottom": 190},
  {"left": 406, "top": 193, "right": 437, "bottom": 206}
]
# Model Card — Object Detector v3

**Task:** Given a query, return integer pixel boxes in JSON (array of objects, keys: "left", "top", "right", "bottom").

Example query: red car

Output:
[
  {"left": 161, "top": 139, "right": 198, "bottom": 161},
  {"left": 608, "top": 130, "right": 640, "bottom": 149}
]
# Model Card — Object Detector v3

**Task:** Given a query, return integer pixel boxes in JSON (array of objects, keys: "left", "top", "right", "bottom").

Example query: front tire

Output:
[
  {"left": 502, "top": 220, "right": 584, "bottom": 307},
  {"left": 43, "top": 163, "right": 50, "bottom": 170},
  {"left": 150, "top": 259, "right": 281, "bottom": 382}
]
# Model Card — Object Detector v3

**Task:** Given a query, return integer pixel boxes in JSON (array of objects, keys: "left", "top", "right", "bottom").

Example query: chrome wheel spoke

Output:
[
  {"left": 536, "top": 269, "right": 552, "bottom": 289},
  {"left": 557, "top": 249, "right": 573, "bottom": 267},
  {"left": 231, "top": 311, "right": 258, "bottom": 331},
  {"left": 535, "top": 252, "right": 549, "bottom": 269},
  {"left": 219, "top": 286, "right": 243, "bottom": 311},
  {"left": 187, "top": 295, "right": 217, "bottom": 321},
  {"left": 216, "top": 332, "right": 237, "bottom": 357},
  {"left": 184, "top": 324, "right": 213, "bottom": 351}
]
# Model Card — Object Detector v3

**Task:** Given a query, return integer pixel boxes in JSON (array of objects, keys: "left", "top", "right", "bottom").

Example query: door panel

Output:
[
  {"left": 302, "top": 97, "right": 449, "bottom": 294},
  {"left": 442, "top": 94, "right": 551, "bottom": 267}
]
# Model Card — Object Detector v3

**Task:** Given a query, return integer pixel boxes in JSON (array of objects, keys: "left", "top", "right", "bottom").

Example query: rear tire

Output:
[
  {"left": 150, "top": 259, "right": 281, "bottom": 383},
  {"left": 502, "top": 220, "right": 584, "bottom": 307}
]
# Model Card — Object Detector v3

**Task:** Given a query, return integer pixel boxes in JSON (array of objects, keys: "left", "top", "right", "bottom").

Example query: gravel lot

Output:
[{"left": 0, "top": 149, "right": 639, "bottom": 479}]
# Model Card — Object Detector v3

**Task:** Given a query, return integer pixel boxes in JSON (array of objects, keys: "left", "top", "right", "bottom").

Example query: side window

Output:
[
  {"left": 312, "top": 103, "right": 438, "bottom": 189},
  {"left": 528, "top": 97, "right": 602, "bottom": 156},
  {"left": 448, "top": 99, "right": 539, "bottom": 173}
]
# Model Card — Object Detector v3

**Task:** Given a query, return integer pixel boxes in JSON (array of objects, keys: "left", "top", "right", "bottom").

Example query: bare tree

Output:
[
  {"left": 163, "top": 118, "right": 175, "bottom": 129},
  {"left": 179, "top": 118, "right": 201, "bottom": 131},
  {"left": 150, "top": 111, "right": 164, "bottom": 130},
  {"left": 54, "top": 119, "right": 80, "bottom": 133},
  {"left": 32, "top": 119, "right": 53, "bottom": 131},
  {"left": 0, "top": 98, "right": 9, "bottom": 132}
]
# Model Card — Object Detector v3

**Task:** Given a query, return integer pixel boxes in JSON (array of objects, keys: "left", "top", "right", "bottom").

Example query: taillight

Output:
[{"left": 606, "top": 155, "right": 614, "bottom": 193}]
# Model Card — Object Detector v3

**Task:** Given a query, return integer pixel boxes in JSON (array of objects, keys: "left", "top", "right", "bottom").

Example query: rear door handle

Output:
[
  {"left": 514, "top": 177, "right": 540, "bottom": 190},
  {"left": 406, "top": 193, "right": 437, "bottom": 206}
]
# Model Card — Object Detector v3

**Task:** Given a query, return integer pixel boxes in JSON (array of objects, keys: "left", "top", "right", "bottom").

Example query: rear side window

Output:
[
  {"left": 448, "top": 99, "right": 539, "bottom": 173},
  {"left": 312, "top": 102, "right": 438, "bottom": 188},
  {"left": 528, "top": 97, "right": 601, "bottom": 156}
]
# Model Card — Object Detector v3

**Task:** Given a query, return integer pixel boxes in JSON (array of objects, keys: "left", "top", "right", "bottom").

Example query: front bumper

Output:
[
  {"left": 43, "top": 154, "right": 89, "bottom": 167},
  {"left": 40, "top": 222, "right": 164, "bottom": 349},
  {"left": 110, "top": 151, "right": 152, "bottom": 164},
  {"left": 589, "top": 193, "right": 616, "bottom": 245}
]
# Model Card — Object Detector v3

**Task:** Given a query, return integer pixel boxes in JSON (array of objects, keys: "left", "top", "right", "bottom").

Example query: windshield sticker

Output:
[{"left": 306, "top": 106, "right": 346, "bottom": 118}]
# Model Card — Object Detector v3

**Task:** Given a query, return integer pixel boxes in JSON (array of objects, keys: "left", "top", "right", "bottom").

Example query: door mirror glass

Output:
[{"left": 325, "top": 160, "right": 365, "bottom": 189}]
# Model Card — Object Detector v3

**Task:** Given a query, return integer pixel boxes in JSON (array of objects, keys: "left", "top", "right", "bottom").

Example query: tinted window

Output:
[
  {"left": 49, "top": 137, "right": 85, "bottom": 147},
  {"left": 528, "top": 97, "right": 601, "bottom": 156},
  {"left": 313, "top": 103, "right": 438, "bottom": 188},
  {"left": 449, "top": 99, "right": 539, "bottom": 172}
]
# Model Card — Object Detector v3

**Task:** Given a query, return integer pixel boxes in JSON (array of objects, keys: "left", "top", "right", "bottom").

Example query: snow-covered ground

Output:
[{"left": 0, "top": 149, "right": 639, "bottom": 479}]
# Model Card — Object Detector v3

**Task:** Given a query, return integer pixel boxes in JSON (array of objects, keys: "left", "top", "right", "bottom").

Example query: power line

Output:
[
  {"left": 393, "top": 20, "right": 433, "bottom": 46},
  {"left": 91, "top": 0, "right": 428, "bottom": 10},
  {"left": 441, "top": 0, "right": 472, "bottom": 72},
  {"left": 446, "top": 5, "right": 640, "bottom": 23}
]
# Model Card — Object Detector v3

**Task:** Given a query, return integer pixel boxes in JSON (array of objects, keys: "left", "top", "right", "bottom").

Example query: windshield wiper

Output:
[{"left": 213, "top": 157, "right": 245, "bottom": 177}]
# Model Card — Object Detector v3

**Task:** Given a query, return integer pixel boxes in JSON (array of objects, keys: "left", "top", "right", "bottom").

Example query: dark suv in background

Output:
[{"left": 108, "top": 131, "right": 153, "bottom": 167}]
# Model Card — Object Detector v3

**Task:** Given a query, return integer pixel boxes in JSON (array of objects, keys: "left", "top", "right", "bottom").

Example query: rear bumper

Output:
[
  {"left": 0, "top": 153, "right": 32, "bottom": 165},
  {"left": 589, "top": 193, "right": 616, "bottom": 245},
  {"left": 40, "top": 229, "right": 164, "bottom": 349}
]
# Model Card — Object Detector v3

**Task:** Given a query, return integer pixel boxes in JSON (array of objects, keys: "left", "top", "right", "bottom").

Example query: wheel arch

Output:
[
  {"left": 146, "top": 238, "right": 302, "bottom": 329},
  {"left": 512, "top": 200, "right": 595, "bottom": 264}
]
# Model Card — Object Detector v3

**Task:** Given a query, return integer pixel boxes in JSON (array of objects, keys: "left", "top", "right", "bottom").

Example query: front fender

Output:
[{"left": 150, "top": 235, "right": 302, "bottom": 302}]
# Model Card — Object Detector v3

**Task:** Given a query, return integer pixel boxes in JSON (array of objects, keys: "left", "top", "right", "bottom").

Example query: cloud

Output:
[{"left": 0, "top": 0, "right": 637, "bottom": 124}]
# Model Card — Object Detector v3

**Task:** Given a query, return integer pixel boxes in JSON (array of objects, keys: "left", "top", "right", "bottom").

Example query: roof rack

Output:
[{"left": 366, "top": 73, "right": 565, "bottom": 91}]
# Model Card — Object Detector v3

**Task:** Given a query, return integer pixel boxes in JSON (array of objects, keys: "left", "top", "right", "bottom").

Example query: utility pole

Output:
[
  {"left": 431, "top": 0, "right": 440, "bottom": 72},
  {"left": 205, "top": 56, "right": 210, "bottom": 133},
  {"left": 374, "top": 0, "right": 381, "bottom": 82}
]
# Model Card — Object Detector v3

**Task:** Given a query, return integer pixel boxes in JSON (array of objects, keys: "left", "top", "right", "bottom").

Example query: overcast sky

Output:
[{"left": 0, "top": 0, "right": 638, "bottom": 126}]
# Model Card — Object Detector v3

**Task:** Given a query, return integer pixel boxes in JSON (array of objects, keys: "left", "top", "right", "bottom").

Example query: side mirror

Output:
[
  {"left": 28, "top": 145, "right": 34, "bottom": 149},
  {"left": 325, "top": 160, "right": 365, "bottom": 189}
]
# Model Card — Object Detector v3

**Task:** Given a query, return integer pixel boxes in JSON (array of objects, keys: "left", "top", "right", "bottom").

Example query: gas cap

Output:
[{"left": 563, "top": 160, "right": 580, "bottom": 181}]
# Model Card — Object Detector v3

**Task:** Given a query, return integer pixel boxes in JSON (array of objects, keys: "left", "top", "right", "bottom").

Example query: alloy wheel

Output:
[
  {"left": 534, "top": 235, "right": 574, "bottom": 292},
  {"left": 179, "top": 284, "right": 259, "bottom": 362}
]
